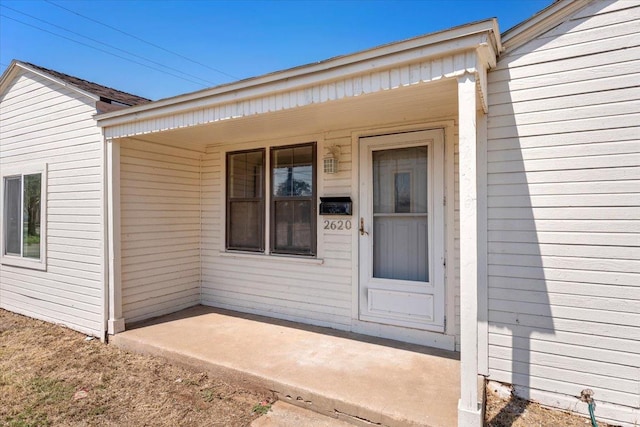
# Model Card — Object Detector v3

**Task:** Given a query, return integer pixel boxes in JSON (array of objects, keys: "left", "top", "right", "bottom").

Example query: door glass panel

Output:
[
  {"left": 372, "top": 146, "right": 428, "bottom": 281},
  {"left": 395, "top": 172, "right": 411, "bottom": 213}
]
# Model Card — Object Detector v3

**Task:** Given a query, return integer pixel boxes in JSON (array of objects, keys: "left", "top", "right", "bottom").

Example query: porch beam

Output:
[
  {"left": 457, "top": 72, "right": 482, "bottom": 426},
  {"left": 98, "top": 20, "right": 499, "bottom": 130},
  {"left": 475, "top": 55, "right": 489, "bottom": 114},
  {"left": 107, "top": 139, "right": 124, "bottom": 334},
  {"left": 101, "top": 49, "right": 484, "bottom": 141},
  {"left": 475, "top": 42, "right": 497, "bottom": 114}
]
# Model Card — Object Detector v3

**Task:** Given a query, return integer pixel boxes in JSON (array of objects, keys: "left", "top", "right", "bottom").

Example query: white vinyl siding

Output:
[
  {"left": 201, "top": 138, "right": 353, "bottom": 329},
  {"left": 199, "top": 117, "right": 461, "bottom": 346},
  {"left": 487, "top": 1, "right": 640, "bottom": 426},
  {"left": 119, "top": 140, "right": 201, "bottom": 323},
  {"left": 0, "top": 70, "right": 104, "bottom": 337}
]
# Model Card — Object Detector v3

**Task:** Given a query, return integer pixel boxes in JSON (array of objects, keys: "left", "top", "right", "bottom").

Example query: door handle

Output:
[{"left": 360, "top": 217, "right": 369, "bottom": 236}]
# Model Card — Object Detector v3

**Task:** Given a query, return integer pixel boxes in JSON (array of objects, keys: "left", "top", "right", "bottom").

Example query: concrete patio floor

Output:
[{"left": 110, "top": 305, "right": 461, "bottom": 427}]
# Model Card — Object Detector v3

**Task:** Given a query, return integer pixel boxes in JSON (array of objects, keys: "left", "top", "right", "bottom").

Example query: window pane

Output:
[
  {"left": 227, "top": 149, "right": 264, "bottom": 252},
  {"left": 228, "top": 151, "right": 263, "bottom": 198},
  {"left": 273, "top": 147, "right": 293, "bottom": 196},
  {"left": 293, "top": 145, "right": 313, "bottom": 165},
  {"left": 4, "top": 177, "right": 21, "bottom": 256},
  {"left": 271, "top": 143, "right": 315, "bottom": 256},
  {"left": 273, "top": 146, "right": 313, "bottom": 197},
  {"left": 23, "top": 174, "right": 41, "bottom": 259},
  {"left": 273, "top": 200, "right": 313, "bottom": 254},
  {"left": 373, "top": 146, "right": 427, "bottom": 214},
  {"left": 228, "top": 201, "right": 262, "bottom": 250}
]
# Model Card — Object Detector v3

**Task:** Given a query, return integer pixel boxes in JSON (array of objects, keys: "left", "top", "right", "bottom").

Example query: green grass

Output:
[
  {"left": 5, "top": 407, "right": 49, "bottom": 427},
  {"left": 28, "top": 377, "right": 74, "bottom": 405},
  {"left": 252, "top": 402, "right": 271, "bottom": 415},
  {"left": 3, "top": 376, "right": 74, "bottom": 427},
  {"left": 202, "top": 389, "right": 216, "bottom": 402}
]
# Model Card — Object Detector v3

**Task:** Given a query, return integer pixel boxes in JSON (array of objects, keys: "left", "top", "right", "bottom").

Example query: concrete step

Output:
[{"left": 252, "top": 401, "right": 355, "bottom": 427}]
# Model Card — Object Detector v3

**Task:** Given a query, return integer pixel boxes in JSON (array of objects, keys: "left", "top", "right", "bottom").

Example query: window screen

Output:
[
  {"left": 271, "top": 143, "right": 316, "bottom": 256},
  {"left": 226, "top": 150, "right": 265, "bottom": 251}
]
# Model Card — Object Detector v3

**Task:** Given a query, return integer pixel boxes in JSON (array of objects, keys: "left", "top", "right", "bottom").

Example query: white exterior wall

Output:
[
  {"left": 200, "top": 136, "right": 355, "bottom": 329},
  {"left": 0, "top": 70, "right": 105, "bottom": 336},
  {"left": 199, "top": 112, "right": 462, "bottom": 348},
  {"left": 486, "top": 1, "right": 640, "bottom": 425},
  {"left": 119, "top": 140, "right": 201, "bottom": 323}
]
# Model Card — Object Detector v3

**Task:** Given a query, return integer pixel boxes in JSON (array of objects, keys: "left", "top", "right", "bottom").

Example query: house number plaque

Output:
[{"left": 323, "top": 219, "right": 352, "bottom": 231}]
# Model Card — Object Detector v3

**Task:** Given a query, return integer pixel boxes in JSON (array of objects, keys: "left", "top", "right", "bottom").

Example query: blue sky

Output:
[{"left": 1, "top": 0, "right": 553, "bottom": 100}]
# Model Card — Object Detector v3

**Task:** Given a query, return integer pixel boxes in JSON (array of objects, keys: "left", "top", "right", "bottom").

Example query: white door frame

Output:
[{"left": 358, "top": 129, "right": 446, "bottom": 332}]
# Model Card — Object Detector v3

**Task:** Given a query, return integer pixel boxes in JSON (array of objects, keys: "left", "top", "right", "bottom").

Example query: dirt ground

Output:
[
  {"left": 485, "top": 382, "right": 615, "bottom": 427},
  {"left": 1, "top": 308, "right": 617, "bottom": 427},
  {"left": 0, "top": 309, "right": 273, "bottom": 427}
]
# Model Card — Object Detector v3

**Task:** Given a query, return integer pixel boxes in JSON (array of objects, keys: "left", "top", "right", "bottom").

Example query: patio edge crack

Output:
[{"left": 333, "top": 408, "right": 386, "bottom": 426}]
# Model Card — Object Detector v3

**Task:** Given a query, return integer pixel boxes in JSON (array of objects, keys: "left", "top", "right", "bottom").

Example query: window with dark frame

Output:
[
  {"left": 226, "top": 149, "right": 265, "bottom": 252},
  {"left": 271, "top": 143, "right": 316, "bottom": 256},
  {"left": 225, "top": 142, "right": 317, "bottom": 257}
]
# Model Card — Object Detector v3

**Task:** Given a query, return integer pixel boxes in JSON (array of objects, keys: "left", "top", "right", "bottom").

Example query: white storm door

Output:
[{"left": 359, "top": 130, "right": 445, "bottom": 331}]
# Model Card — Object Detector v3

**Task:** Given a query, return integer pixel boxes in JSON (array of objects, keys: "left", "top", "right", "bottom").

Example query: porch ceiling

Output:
[{"left": 122, "top": 78, "right": 459, "bottom": 151}]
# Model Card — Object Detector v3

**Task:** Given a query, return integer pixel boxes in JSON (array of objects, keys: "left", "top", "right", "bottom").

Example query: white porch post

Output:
[
  {"left": 457, "top": 72, "right": 481, "bottom": 426},
  {"left": 476, "top": 109, "right": 489, "bottom": 377},
  {"left": 107, "top": 139, "right": 124, "bottom": 334}
]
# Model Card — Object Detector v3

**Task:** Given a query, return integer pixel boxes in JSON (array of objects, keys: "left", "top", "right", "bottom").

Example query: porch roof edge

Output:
[{"left": 96, "top": 19, "right": 500, "bottom": 130}]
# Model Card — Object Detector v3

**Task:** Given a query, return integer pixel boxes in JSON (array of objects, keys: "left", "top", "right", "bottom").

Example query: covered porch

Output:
[
  {"left": 112, "top": 305, "right": 461, "bottom": 427},
  {"left": 98, "top": 20, "right": 501, "bottom": 426}
]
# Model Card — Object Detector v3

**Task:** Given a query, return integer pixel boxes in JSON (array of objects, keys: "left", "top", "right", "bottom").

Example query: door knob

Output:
[{"left": 360, "top": 218, "right": 369, "bottom": 236}]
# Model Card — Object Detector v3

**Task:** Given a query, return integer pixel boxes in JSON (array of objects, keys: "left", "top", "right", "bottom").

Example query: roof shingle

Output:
[{"left": 21, "top": 61, "right": 151, "bottom": 107}]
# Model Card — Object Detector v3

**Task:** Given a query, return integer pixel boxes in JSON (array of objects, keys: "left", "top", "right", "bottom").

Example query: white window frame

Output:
[{"left": 0, "top": 163, "right": 47, "bottom": 270}]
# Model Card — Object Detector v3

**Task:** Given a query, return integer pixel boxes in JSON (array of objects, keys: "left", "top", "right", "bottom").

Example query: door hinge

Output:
[{"left": 443, "top": 196, "right": 446, "bottom": 206}]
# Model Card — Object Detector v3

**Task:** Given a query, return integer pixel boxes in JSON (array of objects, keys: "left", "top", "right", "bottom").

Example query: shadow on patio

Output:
[{"left": 111, "top": 305, "right": 460, "bottom": 427}]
